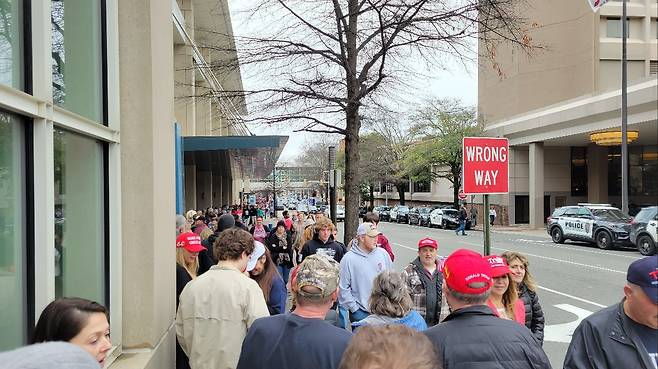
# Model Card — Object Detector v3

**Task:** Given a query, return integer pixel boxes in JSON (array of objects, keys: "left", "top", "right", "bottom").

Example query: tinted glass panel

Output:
[
  {"left": 51, "top": 0, "right": 104, "bottom": 122},
  {"left": 54, "top": 129, "right": 105, "bottom": 303},
  {"left": 0, "top": 0, "right": 24, "bottom": 90},
  {"left": 0, "top": 110, "right": 26, "bottom": 350}
]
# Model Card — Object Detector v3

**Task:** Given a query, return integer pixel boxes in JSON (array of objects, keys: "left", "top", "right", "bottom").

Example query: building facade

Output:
[
  {"left": 0, "top": 1, "right": 280, "bottom": 368},
  {"left": 478, "top": 0, "right": 657, "bottom": 227}
]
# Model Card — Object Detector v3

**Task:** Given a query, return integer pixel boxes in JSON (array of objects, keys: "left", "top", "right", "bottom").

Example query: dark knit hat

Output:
[{"left": 218, "top": 214, "right": 235, "bottom": 232}]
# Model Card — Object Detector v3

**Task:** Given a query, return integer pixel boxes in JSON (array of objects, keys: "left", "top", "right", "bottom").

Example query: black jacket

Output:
[
  {"left": 518, "top": 283, "right": 545, "bottom": 344},
  {"left": 265, "top": 231, "right": 294, "bottom": 268},
  {"left": 301, "top": 234, "right": 345, "bottom": 262},
  {"left": 458, "top": 208, "right": 467, "bottom": 221},
  {"left": 564, "top": 300, "right": 655, "bottom": 369},
  {"left": 424, "top": 305, "right": 551, "bottom": 369}
]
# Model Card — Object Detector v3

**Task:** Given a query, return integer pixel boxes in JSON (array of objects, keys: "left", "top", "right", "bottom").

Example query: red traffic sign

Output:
[
  {"left": 462, "top": 137, "right": 509, "bottom": 194},
  {"left": 458, "top": 190, "right": 467, "bottom": 200}
]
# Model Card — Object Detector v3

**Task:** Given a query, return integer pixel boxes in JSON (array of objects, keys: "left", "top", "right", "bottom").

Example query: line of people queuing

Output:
[{"left": 4, "top": 208, "right": 656, "bottom": 369}]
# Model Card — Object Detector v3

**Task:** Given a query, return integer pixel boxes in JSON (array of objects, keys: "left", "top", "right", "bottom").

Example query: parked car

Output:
[
  {"left": 429, "top": 208, "right": 471, "bottom": 229},
  {"left": 324, "top": 205, "right": 346, "bottom": 222},
  {"left": 373, "top": 205, "right": 391, "bottom": 222},
  {"left": 389, "top": 206, "right": 399, "bottom": 222},
  {"left": 359, "top": 206, "right": 367, "bottom": 218},
  {"left": 630, "top": 206, "right": 657, "bottom": 255},
  {"left": 394, "top": 206, "right": 410, "bottom": 223},
  {"left": 408, "top": 207, "right": 432, "bottom": 226},
  {"left": 546, "top": 203, "right": 633, "bottom": 250}
]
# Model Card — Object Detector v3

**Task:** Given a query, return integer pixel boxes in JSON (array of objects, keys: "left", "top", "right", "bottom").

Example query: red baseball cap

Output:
[
  {"left": 443, "top": 249, "right": 492, "bottom": 294},
  {"left": 418, "top": 237, "right": 438, "bottom": 250},
  {"left": 484, "top": 255, "right": 511, "bottom": 277},
  {"left": 176, "top": 232, "right": 205, "bottom": 253}
]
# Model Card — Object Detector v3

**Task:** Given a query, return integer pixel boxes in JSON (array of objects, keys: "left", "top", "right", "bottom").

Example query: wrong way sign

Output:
[{"left": 462, "top": 137, "right": 509, "bottom": 194}]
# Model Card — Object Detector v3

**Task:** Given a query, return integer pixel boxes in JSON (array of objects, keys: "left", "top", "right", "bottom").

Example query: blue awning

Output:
[{"left": 182, "top": 135, "right": 288, "bottom": 179}]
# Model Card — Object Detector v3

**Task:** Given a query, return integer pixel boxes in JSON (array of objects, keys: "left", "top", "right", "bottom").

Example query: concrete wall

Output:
[
  {"left": 479, "top": 0, "right": 598, "bottom": 125},
  {"left": 114, "top": 0, "right": 176, "bottom": 368}
]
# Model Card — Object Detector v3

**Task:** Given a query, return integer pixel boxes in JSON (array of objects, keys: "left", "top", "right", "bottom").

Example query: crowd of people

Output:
[{"left": 3, "top": 205, "right": 656, "bottom": 369}]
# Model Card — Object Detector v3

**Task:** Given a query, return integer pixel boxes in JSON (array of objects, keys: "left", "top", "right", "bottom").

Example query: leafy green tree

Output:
[{"left": 404, "top": 99, "right": 483, "bottom": 208}]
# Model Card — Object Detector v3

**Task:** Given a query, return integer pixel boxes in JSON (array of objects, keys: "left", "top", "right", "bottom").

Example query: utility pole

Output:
[
  {"left": 621, "top": 0, "right": 629, "bottom": 214},
  {"left": 328, "top": 146, "right": 337, "bottom": 224}
]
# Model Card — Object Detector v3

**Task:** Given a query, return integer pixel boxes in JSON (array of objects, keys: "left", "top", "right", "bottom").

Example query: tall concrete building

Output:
[
  {"left": 0, "top": 0, "right": 284, "bottom": 368},
  {"left": 479, "top": 0, "right": 657, "bottom": 227}
]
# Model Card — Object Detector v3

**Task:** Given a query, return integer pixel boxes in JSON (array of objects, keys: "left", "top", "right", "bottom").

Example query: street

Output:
[{"left": 339, "top": 220, "right": 644, "bottom": 369}]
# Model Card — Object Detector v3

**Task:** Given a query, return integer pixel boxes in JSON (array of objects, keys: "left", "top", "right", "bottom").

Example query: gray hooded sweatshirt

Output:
[
  {"left": 0, "top": 342, "right": 99, "bottom": 369},
  {"left": 338, "top": 242, "right": 393, "bottom": 313}
]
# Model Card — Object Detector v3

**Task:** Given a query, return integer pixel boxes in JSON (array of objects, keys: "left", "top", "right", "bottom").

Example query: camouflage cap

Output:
[{"left": 296, "top": 254, "right": 340, "bottom": 298}]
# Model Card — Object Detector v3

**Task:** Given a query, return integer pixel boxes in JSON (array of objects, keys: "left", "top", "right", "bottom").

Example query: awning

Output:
[{"left": 182, "top": 135, "right": 288, "bottom": 179}]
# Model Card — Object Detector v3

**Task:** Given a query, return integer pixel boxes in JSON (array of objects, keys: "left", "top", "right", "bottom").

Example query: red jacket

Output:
[
  {"left": 377, "top": 233, "right": 395, "bottom": 262},
  {"left": 487, "top": 299, "right": 526, "bottom": 325}
]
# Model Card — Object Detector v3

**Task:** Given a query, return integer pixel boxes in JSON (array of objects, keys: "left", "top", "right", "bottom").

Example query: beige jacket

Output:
[{"left": 176, "top": 264, "right": 269, "bottom": 369}]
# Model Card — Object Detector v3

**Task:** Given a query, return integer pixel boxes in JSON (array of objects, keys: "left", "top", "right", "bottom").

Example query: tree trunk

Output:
[
  {"left": 343, "top": 107, "right": 361, "bottom": 244},
  {"left": 396, "top": 184, "right": 406, "bottom": 205},
  {"left": 369, "top": 183, "right": 375, "bottom": 209},
  {"left": 452, "top": 165, "right": 461, "bottom": 209}
]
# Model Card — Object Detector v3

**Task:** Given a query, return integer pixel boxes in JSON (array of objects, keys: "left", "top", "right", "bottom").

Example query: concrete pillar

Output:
[
  {"left": 588, "top": 144, "right": 609, "bottom": 204},
  {"left": 196, "top": 171, "right": 212, "bottom": 209},
  {"left": 118, "top": 0, "right": 175, "bottom": 367},
  {"left": 184, "top": 165, "right": 196, "bottom": 211},
  {"left": 529, "top": 142, "right": 545, "bottom": 228},
  {"left": 222, "top": 175, "right": 232, "bottom": 205},
  {"left": 212, "top": 172, "right": 222, "bottom": 206},
  {"left": 174, "top": 45, "right": 195, "bottom": 135}
]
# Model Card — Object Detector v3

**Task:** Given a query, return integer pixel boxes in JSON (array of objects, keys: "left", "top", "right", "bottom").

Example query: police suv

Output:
[{"left": 546, "top": 203, "right": 633, "bottom": 249}]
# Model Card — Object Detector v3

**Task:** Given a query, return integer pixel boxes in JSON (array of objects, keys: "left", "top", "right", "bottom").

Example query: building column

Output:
[
  {"left": 222, "top": 175, "right": 232, "bottom": 205},
  {"left": 529, "top": 142, "right": 545, "bottom": 228},
  {"left": 117, "top": 0, "right": 175, "bottom": 367},
  {"left": 196, "top": 171, "right": 212, "bottom": 209},
  {"left": 588, "top": 144, "right": 609, "bottom": 204}
]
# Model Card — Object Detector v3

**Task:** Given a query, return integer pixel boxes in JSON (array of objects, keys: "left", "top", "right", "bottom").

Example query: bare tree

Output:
[{"left": 203, "top": 0, "right": 535, "bottom": 242}]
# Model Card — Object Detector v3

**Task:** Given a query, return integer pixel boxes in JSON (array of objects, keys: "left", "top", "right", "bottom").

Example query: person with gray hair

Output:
[
  {"left": 424, "top": 249, "right": 551, "bottom": 369},
  {"left": 352, "top": 270, "right": 427, "bottom": 331},
  {"left": 0, "top": 342, "right": 100, "bottom": 369}
]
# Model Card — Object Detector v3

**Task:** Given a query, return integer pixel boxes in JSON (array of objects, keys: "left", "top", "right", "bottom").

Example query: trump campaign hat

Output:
[
  {"left": 176, "top": 232, "right": 205, "bottom": 253},
  {"left": 443, "top": 249, "right": 492, "bottom": 294},
  {"left": 484, "top": 255, "right": 512, "bottom": 278},
  {"left": 627, "top": 255, "right": 658, "bottom": 303},
  {"left": 418, "top": 237, "right": 438, "bottom": 250}
]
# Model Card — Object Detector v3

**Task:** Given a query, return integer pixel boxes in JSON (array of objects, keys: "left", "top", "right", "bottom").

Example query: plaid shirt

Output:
[{"left": 401, "top": 260, "right": 443, "bottom": 326}]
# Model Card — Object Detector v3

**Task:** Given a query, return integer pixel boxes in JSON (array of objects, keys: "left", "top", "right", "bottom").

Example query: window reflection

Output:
[{"left": 0, "top": 0, "right": 24, "bottom": 89}]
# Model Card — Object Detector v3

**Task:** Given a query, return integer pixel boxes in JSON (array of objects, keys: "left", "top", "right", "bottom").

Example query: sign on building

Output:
[
  {"left": 462, "top": 137, "right": 509, "bottom": 194},
  {"left": 587, "top": 0, "right": 610, "bottom": 12}
]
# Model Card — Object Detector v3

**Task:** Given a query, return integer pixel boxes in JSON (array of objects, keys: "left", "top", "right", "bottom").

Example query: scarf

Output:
[{"left": 412, "top": 257, "right": 442, "bottom": 326}]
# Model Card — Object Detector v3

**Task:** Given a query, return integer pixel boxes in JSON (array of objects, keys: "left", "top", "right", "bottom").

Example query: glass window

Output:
[
  {"left": 0, "top": 0, "right": 24, "bottom": 90},
  {"left": 54, "top": 128, "right": 106, "bottom": 304},
  {"left": 0, "top": 110, "right": 26, "bottom": 350},
  {"left": 609, "top": 146, "right": 658, "bottom": 197},
  {"left": 571, "top": 147, "right": 588, "bottom": 196},
  {"left": 51, "top": 0, "right": 104, "bottom": 122},
  {"left": 606, "top": 17, "right": 630, "bottom": 38},
  {"left": 413, "top": 179, "right": 431, "bottom": 193}
]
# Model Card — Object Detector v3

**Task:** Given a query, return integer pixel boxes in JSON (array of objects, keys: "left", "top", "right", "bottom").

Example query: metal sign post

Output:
[{"left": 483, "top": 195, "right": 491, "bottom": 255}]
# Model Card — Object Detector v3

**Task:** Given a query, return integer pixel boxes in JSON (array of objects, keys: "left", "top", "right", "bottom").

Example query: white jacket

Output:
[{"left": 176, "top": 264, "right": 269, "bottom": 369}]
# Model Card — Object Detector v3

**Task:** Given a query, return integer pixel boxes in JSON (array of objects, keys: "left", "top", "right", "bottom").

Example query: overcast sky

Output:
[{"left": 227, "top": 2, "right": 477, "bottom": 164}]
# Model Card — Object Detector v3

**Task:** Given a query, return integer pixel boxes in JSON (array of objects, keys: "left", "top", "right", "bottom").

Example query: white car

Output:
[
  {"left": 429, "top": 208, "right": 457, "bottom": 229},
  {"left": 325, "top": 205, "right": 345, "bottom": 221},
  {"left": 389, "top": 206, "right": 399, "bottom": 221}
]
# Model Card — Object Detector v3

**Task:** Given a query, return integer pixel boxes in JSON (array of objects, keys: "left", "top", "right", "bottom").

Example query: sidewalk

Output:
[{"left": 470, "top": 224, "right": 550, "bottom": 239}]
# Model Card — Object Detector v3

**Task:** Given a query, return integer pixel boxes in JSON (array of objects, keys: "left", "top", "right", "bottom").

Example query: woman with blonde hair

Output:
[
  {"left": 175, "top": 232, "right": 204, "bottom": 369},
  {"left": 502, "top": 251, "right": 545, "bottom": 344},
  {"left": 484, "top": 255, "right": 525, "bottom": 324},
  {"left": 351, "top": 270, "right": 427, "bottom": 331}
]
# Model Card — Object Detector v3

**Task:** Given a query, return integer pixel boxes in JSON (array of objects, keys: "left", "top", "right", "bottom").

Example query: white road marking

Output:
[
  {"left": 514, "top": 239, "right": 642, "bottom": 260},
  {"left": 536, "top": 286, "right": 607, "bottom": 308},
  {"left": 544, "top": 304, "right": 593, "bottom": 343}
]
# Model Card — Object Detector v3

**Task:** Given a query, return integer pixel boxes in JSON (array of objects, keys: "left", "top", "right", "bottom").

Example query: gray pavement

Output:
[{"left": 337, "top": 219, "right": 643, "bottom": 369}]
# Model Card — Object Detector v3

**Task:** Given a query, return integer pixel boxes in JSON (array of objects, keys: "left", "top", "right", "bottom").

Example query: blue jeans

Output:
[
  {"left": 277, "top": 265, "right": 291, "bottom": 285},
  {"left": 349, "top": 309, "right": 370, "bottom": 323},
  {"left": 456, "top": 220, "right": 466, "bottom": 235}
]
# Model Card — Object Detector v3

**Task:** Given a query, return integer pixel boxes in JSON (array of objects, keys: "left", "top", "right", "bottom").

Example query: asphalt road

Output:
[{"left": 338, "top": 219, "right": 644, "bottom": 369}]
